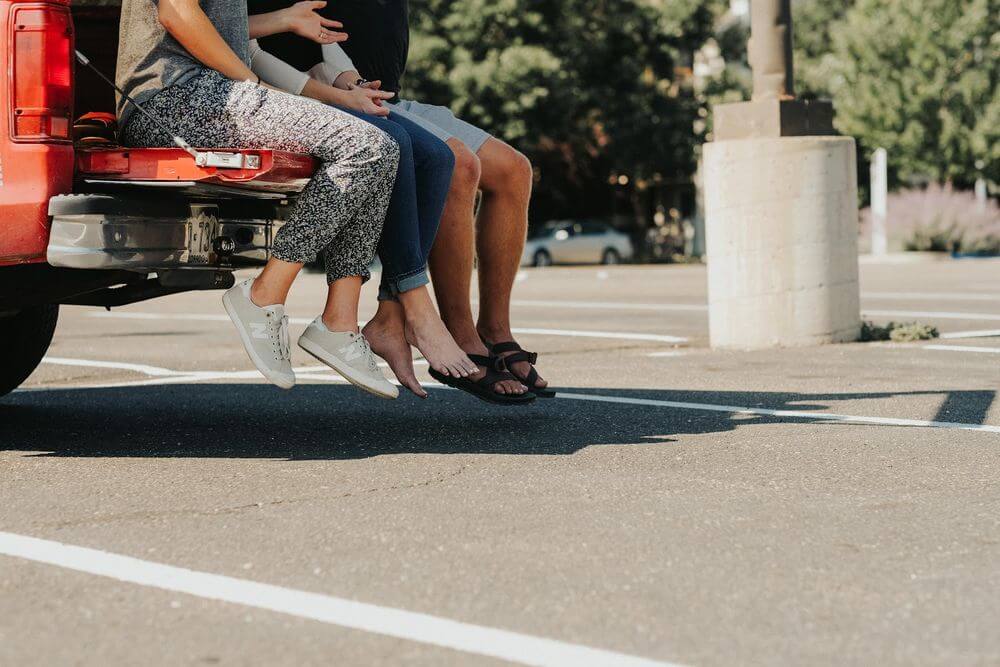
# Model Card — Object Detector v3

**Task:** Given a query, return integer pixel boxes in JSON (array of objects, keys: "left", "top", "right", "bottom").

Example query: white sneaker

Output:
[
  {"left": 298, "top": 318, "right": 399, "bottom": 400},
  {"left": 222, "top": 278, "right": 295, "bottom": 390}
]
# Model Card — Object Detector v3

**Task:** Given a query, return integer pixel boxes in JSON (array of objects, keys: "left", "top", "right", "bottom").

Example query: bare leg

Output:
[
  {"left": 473, "top": 139, "right": 547, "bottom": 390},
  {"left": 321, "top": 276, "right": 363, "bottom": 333},
  {"left": 429, "top": 140, "right": 527, "bottom": 395},
  {"left": 362, "top": 300, "right": 427, "bottom": 398},
  {"left": 250, "top": 257, "right": 304, "bottom": 307}
]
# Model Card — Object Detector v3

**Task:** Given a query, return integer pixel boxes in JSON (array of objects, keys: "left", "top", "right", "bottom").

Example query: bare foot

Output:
[
  {"left": 399, "top": 288, "right": 478, "bottom": 378},
  {"left": 478, "top": 329, "right": 548, "bottom": 392},
  {"left": 362, "top": 302, "right": 428, "bottom": 398}
]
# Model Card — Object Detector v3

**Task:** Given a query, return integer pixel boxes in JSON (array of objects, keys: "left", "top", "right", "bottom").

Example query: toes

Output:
[
  {"left": 404, "top": 377, "right": 428, "bottom": 398},
  {"left": 452, "top": 363, "right": 470, "bottom": 378},
  {"left": 460, "top": 356, "right": 478, "bottom": 375}
]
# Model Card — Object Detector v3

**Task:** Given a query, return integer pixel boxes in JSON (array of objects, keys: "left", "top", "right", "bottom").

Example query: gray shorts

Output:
[{"left": 389, "top": 99, "right": 493, "bottom": 154}]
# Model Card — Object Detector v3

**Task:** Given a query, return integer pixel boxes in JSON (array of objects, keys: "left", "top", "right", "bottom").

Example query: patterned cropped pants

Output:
[{"left": 121, "top": 70, "right": 400, "bottom": 284}]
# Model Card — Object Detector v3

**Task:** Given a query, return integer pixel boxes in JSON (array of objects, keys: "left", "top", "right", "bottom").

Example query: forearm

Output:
[
  {"left": 248, "top": 10, "right": 289, "bottom": 39},
  {"left": 159, "top": 0, "right": 255, "bottom": 81},
  {"left": 251, "top": 40, "right": 309, "bottom": 94},
  {"left": 301, "top": 78, "right": 349, "bottom": 106},
  {"left": 320, "top": 43, "right": 359, "bottom": 88}
]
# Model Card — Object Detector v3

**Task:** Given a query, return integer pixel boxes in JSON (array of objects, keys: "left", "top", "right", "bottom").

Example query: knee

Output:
[
  {"left": 484, "top": 146, "right": 533, "bottom": 198},
  {"left": 449, "top": 143, "right": 481, "bottom": 194},
  {"left": 431, "top": 140, "right": 456, "bottom": 176},
  {"left": 383, "top": 123, "right": 413, "bottom": 163},
  {"left": 370, "top": 129, "right": 401, "bottom": 173}
]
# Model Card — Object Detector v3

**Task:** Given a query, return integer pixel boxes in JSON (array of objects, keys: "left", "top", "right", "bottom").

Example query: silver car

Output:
[{"left": 521, "top": 220, "right": 634, "bottom": 267}]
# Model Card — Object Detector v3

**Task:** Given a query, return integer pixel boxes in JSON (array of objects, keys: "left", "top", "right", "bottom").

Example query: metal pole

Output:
[
  {"left": 870, "top": 148, "right": 888, "bottom": 256},
  {"left": 748, "top": 0, "right": 795, "bottom": 100}
]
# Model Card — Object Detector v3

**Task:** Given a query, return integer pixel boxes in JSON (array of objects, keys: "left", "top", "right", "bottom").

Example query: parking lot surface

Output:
[{"left": 3, "top": 259, "right": 1000, "bottom": 666}]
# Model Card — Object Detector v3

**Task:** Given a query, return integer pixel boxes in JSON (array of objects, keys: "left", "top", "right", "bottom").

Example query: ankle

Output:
[
  {"left": 367, "top": 301, "right": 404, "bottom": 329},
  {"left": 477, "top": 323, "right": 513, "bottom": 344},
  {"left": 249, "top": 280, "right": 283, "bottom": 308},
  {"left": 322, "top": 314, "right": 359, "bottom": 334}
]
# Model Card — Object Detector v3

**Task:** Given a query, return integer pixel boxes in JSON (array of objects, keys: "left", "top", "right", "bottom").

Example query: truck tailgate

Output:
[{"left": 76, "top": 147, "right": 317, "bottom": 196}]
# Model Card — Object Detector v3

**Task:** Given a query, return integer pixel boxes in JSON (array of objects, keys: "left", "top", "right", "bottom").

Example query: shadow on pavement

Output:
[{"left": 1, "top": 384, "right": 994, "bottom": 461}]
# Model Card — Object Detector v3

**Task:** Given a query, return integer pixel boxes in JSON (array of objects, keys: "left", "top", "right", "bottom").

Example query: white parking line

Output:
[
  {"left": 511, "top": 327, "right": 687, "bottom": 344},
  {"left": 24, "top": 357, "right": 1000, "bottom": 434},
  {"left": 86, "top": 311, "right": 690, "bottom": 344},
  {"left": 41, "top": 357, "right": 181, "bottom": 377},
  {"left": 923, "top": 345, "right": 1000, "bottom": 355},
  {"left": 940, "top": 329, "right": 1000, "bottom": 340},
  {"left": 863, "top": 309, "right": 1000, "bottom": 321},
  {"left": 510, "top": 299, "right": 707, "bottom": 312},
  {"left": 862, "top": 291, "right": 1000, "bottom": 301},
  {"left": 558, "top": 393, "right": 1000, "bottom": 434},
  {"left": 0, "top": 532, "right": 676, "bottom": 667}
]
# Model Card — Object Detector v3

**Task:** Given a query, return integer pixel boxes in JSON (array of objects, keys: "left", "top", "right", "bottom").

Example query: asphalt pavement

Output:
[{"left": 2, "top": 257, "right": 999, "bottom": 666}]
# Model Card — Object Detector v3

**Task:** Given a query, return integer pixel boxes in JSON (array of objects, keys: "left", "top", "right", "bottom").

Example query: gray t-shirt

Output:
[{"left": 115, "top": 0, "right": 249, "bottom": 130}]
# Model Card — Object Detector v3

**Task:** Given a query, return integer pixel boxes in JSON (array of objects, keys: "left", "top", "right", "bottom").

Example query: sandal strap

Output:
[
  {"left": 501, "top": 350, "right": 538, "bottom": 366},
  {"left": 480, "top": 366, "right": 520, "bottom": 389},
  {"left": 469, "top": 353, "right": 506, "bottom": 373},
  {"left": 521, "top": 365, "right": 541, "bottom": 389},
  {"left": 490, "top": 341, "right": 539, "bottom": 365}
]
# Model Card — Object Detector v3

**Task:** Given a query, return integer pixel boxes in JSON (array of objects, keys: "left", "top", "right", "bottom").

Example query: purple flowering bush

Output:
[{"left": 860, "top": 184, "right": 1000, "bottom": 255}]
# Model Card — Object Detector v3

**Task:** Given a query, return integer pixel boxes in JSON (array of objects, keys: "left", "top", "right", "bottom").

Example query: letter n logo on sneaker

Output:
[{"left": 251, "top": 323, "right": 270, "bottom": 340}]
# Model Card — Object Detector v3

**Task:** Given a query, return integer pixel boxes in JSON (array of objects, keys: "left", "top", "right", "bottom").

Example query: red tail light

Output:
[{"left": 10, "top": 5, "right": 74, "bottom": 142}]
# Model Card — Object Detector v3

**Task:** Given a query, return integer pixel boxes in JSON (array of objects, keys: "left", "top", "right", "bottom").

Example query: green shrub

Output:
[{"left": 860, "top": 321, "right": 940, "bottom": 342}]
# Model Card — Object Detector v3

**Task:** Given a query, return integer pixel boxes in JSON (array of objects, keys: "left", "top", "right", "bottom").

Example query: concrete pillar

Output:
[{"left": 704, "top": 136, "right": 861, "bottom": 349}]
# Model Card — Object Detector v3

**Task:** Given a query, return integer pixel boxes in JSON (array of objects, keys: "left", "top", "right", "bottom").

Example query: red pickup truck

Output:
[{"left": 0, "top": 0, "right": 317, "bottom": 397}]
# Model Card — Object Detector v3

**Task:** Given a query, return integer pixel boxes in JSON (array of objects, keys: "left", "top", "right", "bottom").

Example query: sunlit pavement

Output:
[{"left": 3, "top": 259, "right": 999, "bottom": 666}]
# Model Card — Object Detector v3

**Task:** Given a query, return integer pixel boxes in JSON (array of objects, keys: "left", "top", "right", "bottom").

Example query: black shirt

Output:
[{"left": 248, "top": 0, "right": 410, "bottom": 94}]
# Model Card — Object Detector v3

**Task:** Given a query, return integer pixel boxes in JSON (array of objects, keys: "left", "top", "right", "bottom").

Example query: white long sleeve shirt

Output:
[{"left": 248, "top": 40, "right": 358, "bottom": 94}]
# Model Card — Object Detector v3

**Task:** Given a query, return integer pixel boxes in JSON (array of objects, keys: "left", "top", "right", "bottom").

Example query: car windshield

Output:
[{"left": 528, "top": 222, "right": 570, "bottom": 239}]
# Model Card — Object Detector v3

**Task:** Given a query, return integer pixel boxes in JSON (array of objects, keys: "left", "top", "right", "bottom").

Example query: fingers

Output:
[
  {"left": 369, "top": 105, "right": 391, "bottom": 117},
  {"left": 306, "top": 1, "right": 327, "bottom": 8},
  {"left": 317, "top": 29, "right": 347, "bottom": 44},
  {"left": 320, "top": 18, "right": 343, "bottom": 28}
]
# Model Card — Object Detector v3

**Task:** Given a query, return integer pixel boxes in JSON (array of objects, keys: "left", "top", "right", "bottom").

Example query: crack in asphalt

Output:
[{"left": 33, "top": 465, "right": 469, "bottom": 530}]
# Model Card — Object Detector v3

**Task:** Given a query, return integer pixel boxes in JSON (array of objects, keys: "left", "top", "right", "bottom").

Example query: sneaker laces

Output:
[
  {"left": 355, "top": 334, "right": 378, "bottom": 372},
  {"left": 278, "top": 315, "right": 291, "bottom": 361},
  {"left": 266, "top": 312, "right": 291, "bottom": 361}
]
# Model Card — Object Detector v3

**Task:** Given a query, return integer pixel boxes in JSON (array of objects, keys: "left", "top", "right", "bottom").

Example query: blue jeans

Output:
[{"left": 339, "top": 108, "right": 455, "bottom": 300}]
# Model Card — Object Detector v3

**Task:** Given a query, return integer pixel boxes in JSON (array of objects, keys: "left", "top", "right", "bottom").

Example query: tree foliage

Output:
[
  {"left": 828, "top": 0, "right": 998, "bottom": 187},
  {"left": 406, "top": 0, "right": 720, "bottom": 224}
]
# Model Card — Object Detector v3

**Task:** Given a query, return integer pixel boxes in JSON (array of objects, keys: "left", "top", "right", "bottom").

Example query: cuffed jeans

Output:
[{"left": 339, "top": 108, "right": 455, "bottom": 300}]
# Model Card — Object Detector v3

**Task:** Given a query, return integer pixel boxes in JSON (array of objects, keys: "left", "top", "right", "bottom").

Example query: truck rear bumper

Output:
[{"left": 46, "top": 194, "right": 286, "bottom": 271}]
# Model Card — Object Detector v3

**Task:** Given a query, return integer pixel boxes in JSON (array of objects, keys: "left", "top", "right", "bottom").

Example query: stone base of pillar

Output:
[{"left": 704, "top": 136, "right": 860, "bottom": 350}]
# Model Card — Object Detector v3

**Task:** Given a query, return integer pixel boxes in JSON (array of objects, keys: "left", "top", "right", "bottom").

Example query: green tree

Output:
[
  {"left": 407, "top": 0, "right": 721, "bottom": 235},
  {"left": 791, "top": 0, "right": 853, "bottom": 99},
  {"left": 830, "top": 0, "right": 999, "bottom": 187}
]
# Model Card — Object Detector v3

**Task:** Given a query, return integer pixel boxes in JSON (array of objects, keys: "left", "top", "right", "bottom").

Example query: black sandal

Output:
[
  {"left": 428, "top": 354, "right": 536, "bottom": 406},
  {"left": 486, "top": 341, "right": 557, "bottom": 398}
]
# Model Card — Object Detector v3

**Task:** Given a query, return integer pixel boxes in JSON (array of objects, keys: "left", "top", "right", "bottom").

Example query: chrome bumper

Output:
[{"left": 46, "top": 194, "right": 286, "bottom": 271}]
